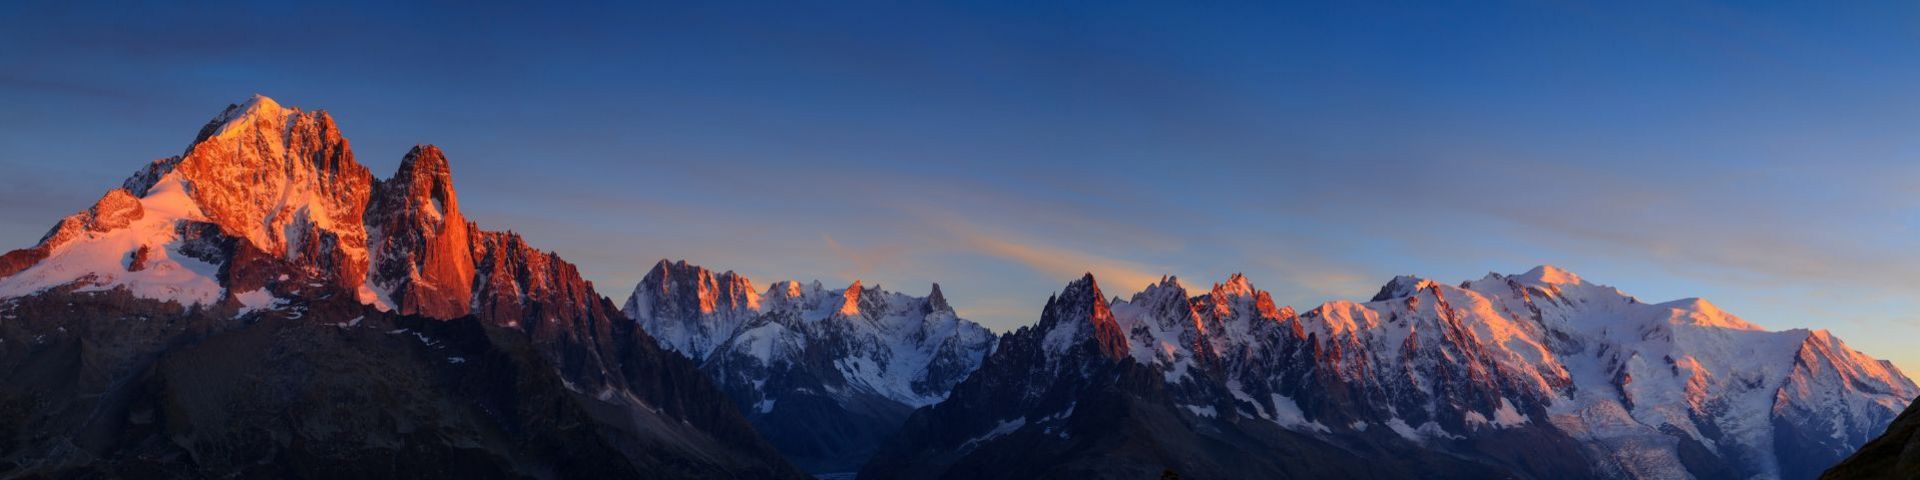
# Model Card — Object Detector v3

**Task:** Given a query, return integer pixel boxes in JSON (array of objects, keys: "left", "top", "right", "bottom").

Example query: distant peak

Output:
[
  {"left": 1139, "top": 275, "right": 1189, "bottom": 300},
  {"left": 1655, "top": 297, "right": 1762, "bottom": 331},
  {"left": 839, "top": 280, "right": 865, "bottom": 316},
  {"left": 1073, "top": 272, "right": 1099, "bottom": 290},
  {"left": 641, "top": 259, "right": 702, "bottom": 288},
  {"left": 1054, "top": 274, "right": 1105, "bottom": 307},
  {"left": 767, "top": 280, "right": 804, "bottom": 299},
  {"left": 1130, "top": 279, "right": 1195, "bottom": 320},
  {"left": 1213, "top": 272, "right": 1255, "bottom": 297},
  {"left": 926, "top": 283, "right": 952, "bottom": 313},
  {"left": 1515, "top": 264, "right": 1583, "bottom": 286},
  {"left": 628, "top": 258, "right": 760, "bottom": 318},
  {"left": 1040, "top": 273, "right": 1127, "bottom": 360},
  {"left": 1369, "top": 275, "right": 1435, "bottom": 301},
  {"left": 1807, "top": 328, "right": 1834, "bottom": 341}
]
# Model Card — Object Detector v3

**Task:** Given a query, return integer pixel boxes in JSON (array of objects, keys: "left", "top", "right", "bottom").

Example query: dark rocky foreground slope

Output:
[{"left": 0, "top": 292, "right": 794, "bottom": 479}]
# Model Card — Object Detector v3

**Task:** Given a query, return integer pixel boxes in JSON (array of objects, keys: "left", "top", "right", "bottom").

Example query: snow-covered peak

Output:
[
  {"left": 240, "top": 93, "right": 282, "bottom": 112},
  {"left": 1369, "top": 274, "right": 1437, "bottom": 301},
  {"left": 625, "top": 259, "right": 764, "bottom": 359},
  {"left": 1213, "top": 272, "right": 1255, "bottom": 298},
  {"left": 0, "top": 172, "right": 224, "bottom": 305},
  {"left": 1514, "top": 264, "right": 1583, "bottom": 286},
  {"left": 1651, "top": 297, "right": 1762, "bottom": 331},
  {"left": 1116, "top": 276, "right": 1197, "bottom": 329},
  {"left": 629, "top": 259, "right": 761, "bottom": 318},
  {"left": 762, "top": 279, "right": 804, "bottom": 308},
  {"left": 1136, "top": 275, "right": 1189, "bottom": 304},
  {"left": 207, "top": 94, "right": 293, "bottom": 140},
  {"left": 767, "top": 280, "right": 804, "bottom": 298}
]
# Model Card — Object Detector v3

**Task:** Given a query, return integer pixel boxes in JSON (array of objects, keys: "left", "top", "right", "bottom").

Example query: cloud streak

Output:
[{"left": 950, "top": 226, "right": 1169, "bottom": 295}]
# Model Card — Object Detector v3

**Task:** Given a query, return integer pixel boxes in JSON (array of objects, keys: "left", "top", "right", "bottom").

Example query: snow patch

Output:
[
  {"left": 1386, "top": 418, "right": 1462, "bottom": 442},
  {"left": 1269, "top": 394, "right": 1331, "bottom": 432},
  {"left": 1182, "top": 404, "right": 1218, "bottom": 418},
  {"left": 959, "top": 417, "right": 1027, "bottom": 452},
  {"left": 0, "top": 173, "right": 225, "bottom": 306},
  {"left": 1491, "top": 398, "right": 1530, "bottom": 427}
]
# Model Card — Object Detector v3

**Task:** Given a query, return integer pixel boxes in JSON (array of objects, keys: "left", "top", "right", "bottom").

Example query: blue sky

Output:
[{"left": 4, "top": 1, "right": 1919, "bottom": 370}]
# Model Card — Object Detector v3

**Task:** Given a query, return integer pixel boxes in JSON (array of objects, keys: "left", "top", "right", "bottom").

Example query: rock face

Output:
[
  {"left": 168, "top": 96, "right": 376, "bottom": 296},
  {"left": 625, "top": 259, "right": 996, "bottom": 473},
  {"left": 864, "top": 268, "right": 1917, "bottom": 479},
  {"left": 368, "top": 145, "right": 475, "bottom": 319},
  {"left": 1823, "top": 397, "right": 1920, "bottom": 479},
  {"left": 0, "top": 96, "right": 801, "bottom": 479}
]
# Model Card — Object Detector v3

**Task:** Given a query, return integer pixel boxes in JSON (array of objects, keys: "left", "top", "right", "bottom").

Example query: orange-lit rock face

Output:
[
  {"left": 840, "top": 280, "right": 865, "bottom": 316},
  {"left": 86, "top": 189, "right": 145, "bottom": 232},
  {"left": 35, "top": 189, "right": 148, "bottom": 254},
  {"left": 170, "top": 96, "right": 375, "bottom": 294},
  {"left": 0, "top": 95, "right": 597, "bottom": 324},
  {"left": 369, "top": 145, "right": 475, "bottom": 319}
]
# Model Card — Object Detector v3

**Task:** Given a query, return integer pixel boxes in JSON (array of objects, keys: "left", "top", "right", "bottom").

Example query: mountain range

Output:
[
  {"left": 862, "top": 269, "right": 1916, "bottom": 479},
  {"left": 0, "top": 96, "right": 1911, "bottom": 480},
  {"left": 624, "top": 260, "right": 994, "bottom": 473}
]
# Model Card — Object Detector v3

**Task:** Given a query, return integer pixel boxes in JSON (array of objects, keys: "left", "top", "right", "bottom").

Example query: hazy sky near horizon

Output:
[{"left": 4, "top": 1, "right": 1920, "bottom": 369}]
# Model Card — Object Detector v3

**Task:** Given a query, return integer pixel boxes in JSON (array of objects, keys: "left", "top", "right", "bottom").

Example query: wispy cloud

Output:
[
  {"left": 820, "top": 233, "right": 910, "bottom": 281},
  {"left": 935, "top": 219, "right": 1169, "bottom": 294}
]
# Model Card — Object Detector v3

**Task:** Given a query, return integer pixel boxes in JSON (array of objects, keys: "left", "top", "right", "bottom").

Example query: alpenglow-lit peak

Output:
[
  {"left": 1654, "top": 297, "right": 1763, "bottom": 331},
  {"left": 1213, "top": 272, "right": 1255, "bottom": 298},
  {"left": 1514, "top": 264, "right": 1583, "bottom": 286},
  {"left": 1370, "top": 274, "right": 1438, "bottom": 301},
  {"left": 1038, "top": 273, "right": 1129, "bottom": 360},
  {"left": 839, "top": 280, "right": 864, "bottom": 316},
  {"left": 207, "top": 94, "right": 292, "bottom": 140}
]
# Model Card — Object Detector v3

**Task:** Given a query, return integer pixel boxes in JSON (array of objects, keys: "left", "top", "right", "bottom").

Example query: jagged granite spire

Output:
[
  {"left": 1036, "top": 273, "right": 1128, "bottom": 361},
  {"left": 368, "top": 144, "right": 475, "bottom": 318},
  {"left": 924, "top": 282, "right": 951, "bottom": 314}
]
